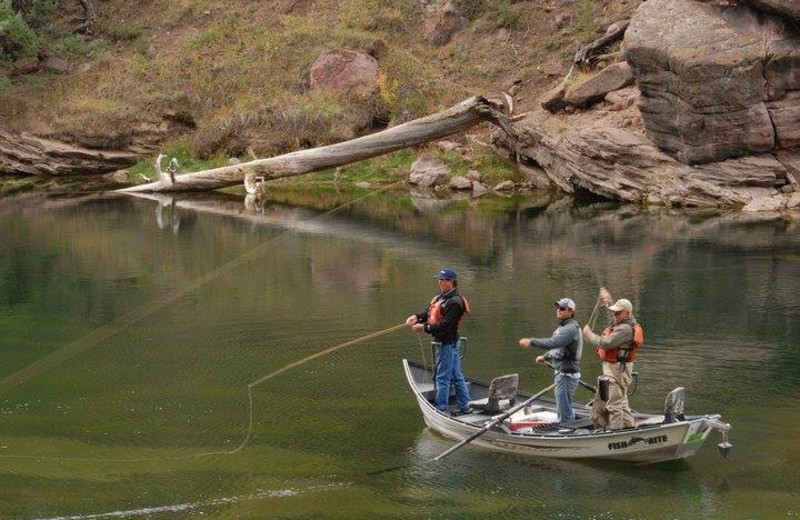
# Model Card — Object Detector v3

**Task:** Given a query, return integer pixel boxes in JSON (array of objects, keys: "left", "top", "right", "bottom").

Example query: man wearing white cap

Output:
[
  {"left": 519, "top": 297, "right": 582, "bottom": 423},
  {"left": 582, "top": 288, "right": 644, "bottom": 430}
]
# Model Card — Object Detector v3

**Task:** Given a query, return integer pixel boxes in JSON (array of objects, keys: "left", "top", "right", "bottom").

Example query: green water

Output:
[{"left": 0, "top": 190, "right": 798, "bottom": 520}]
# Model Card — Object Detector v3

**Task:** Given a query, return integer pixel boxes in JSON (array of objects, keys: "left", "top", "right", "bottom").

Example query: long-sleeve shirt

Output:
[
  {"left": 414, "top": 288, "right": 466, "bottom": 343},
  {"left": 583, "top": 317, "right": 636, "bottom": 358},
  {"left": 529, "top": 317, "right": 582, "bottom": 373}
]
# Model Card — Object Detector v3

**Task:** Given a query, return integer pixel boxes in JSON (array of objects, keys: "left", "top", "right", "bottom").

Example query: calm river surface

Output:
[{"left": 1, "top": 188, "right": 798, "bottom": 520}]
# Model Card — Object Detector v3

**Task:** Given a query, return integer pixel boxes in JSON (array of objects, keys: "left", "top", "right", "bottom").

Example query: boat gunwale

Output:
[{"left": 402, "top": 358, "right": 718, "bottom": 441}]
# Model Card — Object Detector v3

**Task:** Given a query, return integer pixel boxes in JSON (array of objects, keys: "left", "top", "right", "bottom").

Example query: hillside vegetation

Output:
[{"left": 0, "top": 0, "right": 639, "bottom": 171}]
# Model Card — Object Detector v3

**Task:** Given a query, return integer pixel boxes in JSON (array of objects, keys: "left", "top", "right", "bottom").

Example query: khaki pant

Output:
[{"left": 590, "top": 361, "right": 635, "bottom": 430}]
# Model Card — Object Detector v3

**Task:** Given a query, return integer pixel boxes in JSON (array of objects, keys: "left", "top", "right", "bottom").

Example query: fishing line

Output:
[
  {"left": 0, "top": 180, "right": 406, "bottom": 463},
  {"left": 586, "top": 295, "right": 603, "bottom": 331},
  {"left": 0, "top": 180, "right": 404, "bottom": 396},
  {"left": 224, "top": 322, "right": 406, "bottom": 456}
]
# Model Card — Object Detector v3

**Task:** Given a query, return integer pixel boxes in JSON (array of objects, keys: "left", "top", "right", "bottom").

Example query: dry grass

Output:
[{"left": 0, "top": 0, "right": 642, "bottom": 159}]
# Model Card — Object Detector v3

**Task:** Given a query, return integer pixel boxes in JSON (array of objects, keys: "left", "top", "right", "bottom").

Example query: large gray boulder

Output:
[
  {"left": 409, "top": 154, "right": 451, "bottom": 187},
  {"left": 739, "top": 0, "right": 800, "bottom": 23},
  {"left": 623, "top": 0, "right": 800, "bottom": 164}
]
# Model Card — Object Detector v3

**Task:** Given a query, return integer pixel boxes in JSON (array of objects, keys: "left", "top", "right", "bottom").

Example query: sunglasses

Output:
[{"left": 557, "top": 307, "right": 570, "bottom": 311}]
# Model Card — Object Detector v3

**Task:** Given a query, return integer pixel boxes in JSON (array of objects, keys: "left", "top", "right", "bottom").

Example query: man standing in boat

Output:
[
  {"left": 406, "top": 267, "right": 472, "bottom": 415},
  {"left": 518, "top": 298, "right": 582, "bottom": 423},
  {"left": 582, "top": 288, "right": 644, "bottom": 430}
]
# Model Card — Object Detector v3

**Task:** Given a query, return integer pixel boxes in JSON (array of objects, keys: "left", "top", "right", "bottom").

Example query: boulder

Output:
[
  {"left": 564, "top": 62, "right": 635, "bottom": 108},
  {"left": 11, "top": 57, "right": 39, "bottom": 76},
  {"left": 449, "top": 175, "right": 472, "bottom": 190},
  {"left": 409, "top": 154, "right": 451, "bottom": 187},
  {"left": 41, "top": 57, "right": 70, "bottom": 75},
  {"left": 423, "top": 2, "right": 467, "bottom": 47},
  {"left": 494, "top": 180, "right": 515, "bottom": 191},
  {"left": 541, "top": 81, "right": 568, "bottom": 113},
  {"left": 309, "top": 49, "right": 380, "bottom": 98},
  {"left": 623, "top": 0, "right": 800, "bottom": 164},
  {"left": 471, "top": 181, "right": 488, "bottom": 197},
  {"left": 739, "top": 0, "right": 800, "bottom": 23}
]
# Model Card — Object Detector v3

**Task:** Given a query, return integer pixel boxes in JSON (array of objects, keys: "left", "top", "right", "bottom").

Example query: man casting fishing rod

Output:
[
  {"left": 518, "top": 297, "right": 582, "bottom": 423},
  {"left": 406, "top": 267, "right": 472, "bottom": 416},
  {"left": 583, "top": 288, "right": 644, "bottom": 430}
]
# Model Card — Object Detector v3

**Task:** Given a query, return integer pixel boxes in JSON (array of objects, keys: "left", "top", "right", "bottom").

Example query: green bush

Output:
[
  {"left": 0, "top": 0, "right": 40, "bottom": 60},
  {"left": 0, "top": 73, "right": 10, "bottom": 90}
]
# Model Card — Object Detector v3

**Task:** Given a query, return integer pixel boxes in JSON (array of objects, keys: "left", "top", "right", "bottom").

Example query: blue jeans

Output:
[
  {"left": 434, "top": 340, "right": 471, "bottom": 412},
  {"left": 555, "top": 372, "right": 580, "bottom": 423}
]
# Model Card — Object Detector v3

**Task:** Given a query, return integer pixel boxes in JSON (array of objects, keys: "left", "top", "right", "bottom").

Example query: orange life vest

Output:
[
  {"left": 597, "top": 322, "right": 644, "bottom": 363},
  {"left": 428, "top": 294, "right": 471, "bottom": 330}
]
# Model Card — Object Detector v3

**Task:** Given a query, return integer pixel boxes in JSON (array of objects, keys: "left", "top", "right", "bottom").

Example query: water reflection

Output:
[
  {"left": 155, "top": 195, "right": 181, "bottom": 233},
  {"left": 0, "top": 190, "right": 798, "bottom": 520}
]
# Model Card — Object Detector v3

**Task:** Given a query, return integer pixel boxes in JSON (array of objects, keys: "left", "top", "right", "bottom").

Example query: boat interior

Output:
[{"left": 406, "top": 360, "right": 690, "bottom": 437}]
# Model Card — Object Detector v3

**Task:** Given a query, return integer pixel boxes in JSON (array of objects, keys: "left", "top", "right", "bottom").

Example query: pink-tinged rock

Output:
[{"left": 309, "top": 49, "right": 380, "bottom": 98}]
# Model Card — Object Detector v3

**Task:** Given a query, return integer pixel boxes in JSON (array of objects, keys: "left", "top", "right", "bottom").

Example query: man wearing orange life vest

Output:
[
  {"left": 582, "top": 288, "right": 643, "bottom": 430},
  {"left": 406, "top": 267, "right": 472, "bottom": 415}
]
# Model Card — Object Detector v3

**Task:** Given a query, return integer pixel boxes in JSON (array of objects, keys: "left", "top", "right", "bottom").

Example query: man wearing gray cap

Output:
[
  {"left": 519, "top": 297, "right": 582, "bottom": 423},
  {"left": 582, "top": 288, "right": 644, "bottom": 430}
]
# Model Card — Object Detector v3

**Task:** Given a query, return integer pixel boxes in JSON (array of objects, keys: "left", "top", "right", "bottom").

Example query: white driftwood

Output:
[{"left": 118, "top": 95, "right": 514, "bottom": 193}]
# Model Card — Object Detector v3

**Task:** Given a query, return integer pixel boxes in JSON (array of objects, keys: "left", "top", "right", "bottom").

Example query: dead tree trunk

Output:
[{"left": 118, "top": 94, "right": 515, "bottom": 194}]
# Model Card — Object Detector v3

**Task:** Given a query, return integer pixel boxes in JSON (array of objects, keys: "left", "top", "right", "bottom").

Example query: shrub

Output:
[
  {"left": 0, "top": 0, "right": 40, "bottom": 60},
  {"left": 0, "top": 73, "right": 10, "bottom": 90}
]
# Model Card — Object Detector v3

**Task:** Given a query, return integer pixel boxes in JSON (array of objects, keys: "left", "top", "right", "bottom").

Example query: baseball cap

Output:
[
  {"left": 434, "top": 267, "right": 458, "bottom": 280},
  {"left": 608, "top": 299, "right": 633, "bottom": 313},
  {"left": 554, "top": 298, "right": 576, "bottom": 310}
]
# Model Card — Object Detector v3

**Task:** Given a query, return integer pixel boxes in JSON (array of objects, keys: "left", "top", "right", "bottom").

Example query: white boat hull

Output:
[{"left": 403, "top": 359, "right": 729, "bottom": 463}]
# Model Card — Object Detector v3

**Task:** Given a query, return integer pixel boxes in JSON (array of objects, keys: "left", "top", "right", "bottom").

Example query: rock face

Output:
[
  {"left": 309, "top": 50, "right": 380, "bottom": 97},
  {"left": 500, "top": 100, "right": 799, "bottom": 209},
  {"left": 0, "top": 131, "right": 141, "bottom": 176},
  {"left": 740, "top": 0, "right": 800, "bottom": 23},
  {"left": 623, "top": 0, "right": 800, "bottom": 164},
  {"left": 423, "top": 2, "right": 467, "bottom": 47}
]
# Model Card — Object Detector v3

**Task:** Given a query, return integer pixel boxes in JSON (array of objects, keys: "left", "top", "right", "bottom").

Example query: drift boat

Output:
[{"left": 403, "top": 359, "right": 732, "bottom": 463}]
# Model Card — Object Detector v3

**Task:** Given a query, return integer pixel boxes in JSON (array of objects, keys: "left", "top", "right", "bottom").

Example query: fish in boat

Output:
[{"left": 403, "top": 359, "right": 732, "bottom": 463}]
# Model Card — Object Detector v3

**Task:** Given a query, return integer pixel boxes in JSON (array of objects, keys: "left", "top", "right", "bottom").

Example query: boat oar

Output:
[{"left": 432, "top": 383, "right": 556, "bottom": 462}]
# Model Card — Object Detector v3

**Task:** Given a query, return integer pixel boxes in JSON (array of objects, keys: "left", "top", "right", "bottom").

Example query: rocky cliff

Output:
[{"left": 501, "top": 0, "right": 800, "bottom": 212}]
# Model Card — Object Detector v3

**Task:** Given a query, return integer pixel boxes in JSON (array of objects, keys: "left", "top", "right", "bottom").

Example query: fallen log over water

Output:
[{"left": 118, "top": 94, "right": 515, "bottom": 193}]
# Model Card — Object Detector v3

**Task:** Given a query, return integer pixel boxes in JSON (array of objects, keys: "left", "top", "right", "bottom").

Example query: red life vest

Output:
[
  {"left": 428, "top": 294, "right": 471, "bottom": 330},
  {"left": 597, "top": 322, "right": 644, "bottom": 363}
]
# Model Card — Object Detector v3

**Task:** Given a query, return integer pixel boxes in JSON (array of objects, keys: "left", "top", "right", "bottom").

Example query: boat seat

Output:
[
  {"left": 663, "top": 387, "right": 686, "bottom": 423},
  {"left": 468, "top": 373, "right": 519, "bottom": 414}
]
